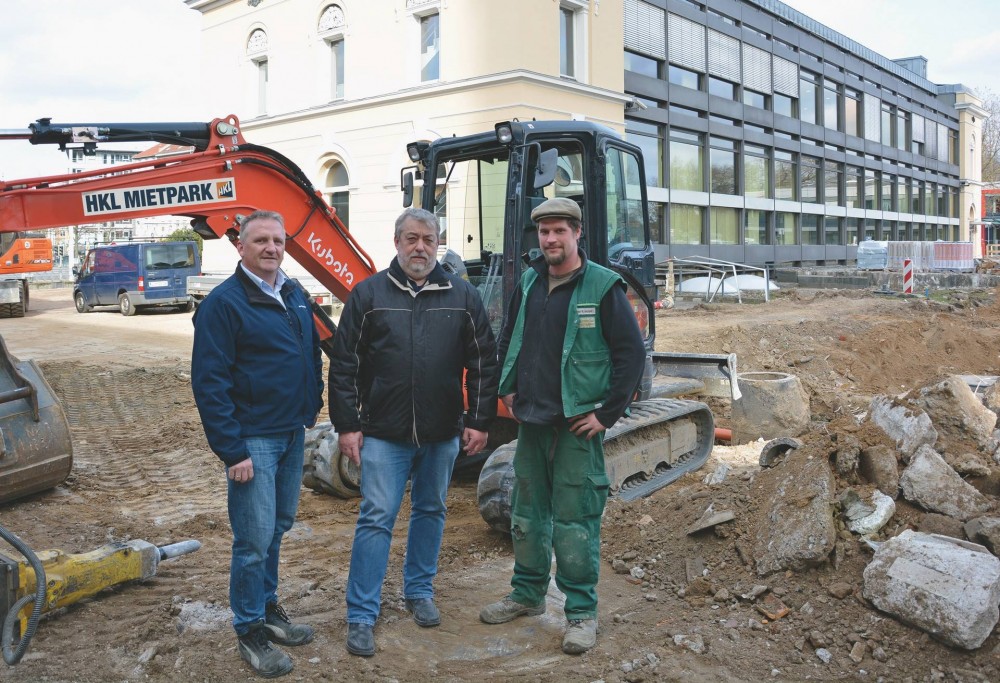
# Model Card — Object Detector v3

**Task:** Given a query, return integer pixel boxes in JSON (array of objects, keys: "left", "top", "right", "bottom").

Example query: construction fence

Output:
[{"left": 857, "top": 241, "right": 975, "bottom": 272}]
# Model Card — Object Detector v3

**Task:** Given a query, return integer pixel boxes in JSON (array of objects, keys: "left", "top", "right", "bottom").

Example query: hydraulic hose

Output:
[{"left": 0, "top": 523, "right": 46, "bottom": 666}]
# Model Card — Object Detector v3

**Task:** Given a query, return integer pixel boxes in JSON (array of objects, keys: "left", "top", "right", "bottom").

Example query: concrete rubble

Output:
[
  {"left": 899, "top": 445, "right": 991, "bottom": 521},
  {"left": 867, "top": 395, "right": 937, "bottom": 459},
  {"left": 862, "top": 531, "right": 1000, "bottom": 650},
  {"left": 840, "top": 488, "right": 895, "bottom": 536},
  {"left": 749, "top": 447, "right": 836, "bottom": 576}
]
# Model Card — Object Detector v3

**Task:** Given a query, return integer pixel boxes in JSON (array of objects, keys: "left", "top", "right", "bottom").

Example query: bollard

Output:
[{"left": 902, "top": 258, "right": 913, "bottom": 294}]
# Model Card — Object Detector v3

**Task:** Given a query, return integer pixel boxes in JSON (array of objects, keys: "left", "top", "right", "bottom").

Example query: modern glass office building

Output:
[{"left": 622, "top": 0, "right": 979, "bottom": 266}]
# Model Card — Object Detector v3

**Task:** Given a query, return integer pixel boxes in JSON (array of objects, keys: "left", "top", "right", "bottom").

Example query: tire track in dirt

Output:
[{"left": 39, "top": 360, "right": 226, "bottom": 529}]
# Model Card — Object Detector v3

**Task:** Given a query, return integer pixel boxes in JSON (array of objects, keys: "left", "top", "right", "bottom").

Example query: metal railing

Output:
[{"left": 656, "top": 256, "right": 771, "bottom": 304}]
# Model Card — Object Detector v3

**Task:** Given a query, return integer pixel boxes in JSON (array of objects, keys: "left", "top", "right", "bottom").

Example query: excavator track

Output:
[{"left": 476, "top": 398, "right": 714, "bottom": 533}]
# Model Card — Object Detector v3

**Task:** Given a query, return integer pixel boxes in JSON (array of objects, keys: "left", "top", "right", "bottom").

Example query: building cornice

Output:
[
  {"left": 240, "top": 71, "right": 631, "bottom": 130},
  {"left": 954, "top": 102, "right": 991, "bottom": 120},
  {"left": 185, "top": 0, "right": 237, "bottom": 12}
]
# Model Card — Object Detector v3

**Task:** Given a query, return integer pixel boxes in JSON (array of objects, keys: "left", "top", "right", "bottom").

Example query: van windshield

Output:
[{"left": 146, "top": 243, "right": 196, "bottom": 269}]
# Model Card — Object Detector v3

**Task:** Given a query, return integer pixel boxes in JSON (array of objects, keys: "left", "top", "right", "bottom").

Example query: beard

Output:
[{"left": 543, "top": 247, "right": 567, "bottom": 266}]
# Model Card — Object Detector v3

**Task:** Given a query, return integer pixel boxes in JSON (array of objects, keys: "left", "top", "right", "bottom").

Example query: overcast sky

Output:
[{"left": 1, "top": 0, "right": 998, "bottom": 179}]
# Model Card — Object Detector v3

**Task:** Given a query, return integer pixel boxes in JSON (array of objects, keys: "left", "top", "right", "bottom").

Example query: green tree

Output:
[{"left": 166, "top": 227, "right": 203, "bottom": 255}]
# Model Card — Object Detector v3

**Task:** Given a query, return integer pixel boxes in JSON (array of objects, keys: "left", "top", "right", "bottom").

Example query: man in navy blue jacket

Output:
[{"left": 191, "top": 210, "right": 323, "bottom": 679}]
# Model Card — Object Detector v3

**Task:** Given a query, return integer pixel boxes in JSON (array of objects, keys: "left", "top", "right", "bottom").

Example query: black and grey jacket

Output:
[{"left": 329, "top": 258, "right": 498, "bottom": 444}]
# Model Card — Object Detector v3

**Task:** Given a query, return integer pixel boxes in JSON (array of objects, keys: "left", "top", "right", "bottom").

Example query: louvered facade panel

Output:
[
  {"left": 624, "top": 0, "right": 666, "bottom": 60},
  {"left": 668, "top": 13, "right": 706, "bottom": 72},
  {"left": 773, "top": 56, "right": 798, "bottom": 96},
  {"left": 742, "top": 44, "right": 771, "bottom": 93},
  {"left": 864, "top": 93, "right": 881, "bottom": 142},
  {"left": 707, "top": 30, "right": 740, "bottom": 81}
]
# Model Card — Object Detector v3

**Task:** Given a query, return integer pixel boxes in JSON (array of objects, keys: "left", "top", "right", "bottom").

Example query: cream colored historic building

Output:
[{"left": 185, "top": 0, "right": 628, "bottom": 270}]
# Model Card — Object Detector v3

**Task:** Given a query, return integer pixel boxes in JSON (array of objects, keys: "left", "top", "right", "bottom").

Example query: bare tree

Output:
[{"left": 980, "top": 88, "right": 1000, "bottom": 183}]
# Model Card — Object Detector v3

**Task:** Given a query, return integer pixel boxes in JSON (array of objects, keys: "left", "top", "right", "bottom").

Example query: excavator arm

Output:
[{"left": 0, "top": 115, "right": 377, "bottom": 311}]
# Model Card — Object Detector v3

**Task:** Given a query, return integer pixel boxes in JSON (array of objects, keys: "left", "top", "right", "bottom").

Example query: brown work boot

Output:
[
  {"left": 237, "top": 623, "right": 294, "bottom": 678},
  {"left": 562, "top": 618, "right": 597, "bottom": 654},
  {"left": 479, "top": 596, "right": 545, "bottom": 624}
]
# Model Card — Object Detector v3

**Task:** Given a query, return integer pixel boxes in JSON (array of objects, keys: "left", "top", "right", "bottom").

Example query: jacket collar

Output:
[
  {"left": 387, "top": 257, "right": 452, "bottom": 296},
  {"left": 235, "top": 262, "right": 292, "bottom": 307}
]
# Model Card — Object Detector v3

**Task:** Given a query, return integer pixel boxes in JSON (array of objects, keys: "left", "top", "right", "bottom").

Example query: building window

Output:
[
  {"left": 864, "top": 169, "right": 878, "bottom": 209},
  {"left": 626, "top": 120, "right": 662, "bottom": 188},
  {"left": 743, "top": 144, "right": 770, "bottom": 199},
  {"left": 799, "top": 72, "right": 818, "bottom": 125},
  {"left": 881, "top": 104, "right": 893, "bottom": 146},
  {"left": 745, "top": 210, "right": 769, "bottom": 245},
  {"left": 319, "top": 5, "right": 347, "bottom": 100},
  {"left": 710, "top": 207, "right": 739, "bottom": 244},
  {"left": 937, "top": 184, "right": 948, "bottom": 217},
  {"left": 912, "top": 178, "right": 923, "bottom": 214},
  {"left": 775, "top": 213, "right": 796, "bottom": 245},
  {"left": 709, "top": 137, "right": 737, "bottom": 195},
  {"left": 323, "top": 159, "right": 350, "bottom": 226},
  {"left": 743, "top": 89, "right": 768, "bottom": 110},
  {"left": 823, "top": 84, "right": 839, "bottom": 131},
  {"left": 708, "top": 76, "right": 736, "bottom": 100},
  {"left": 774, "top": 93, "right": 795, "bottom": 117},
  {"left": 801, "top": 214, "right": 819, "bottom": 244},
  {"left": 247, "top": 28, "right": 269, "bottom": 116},
  {"left": 560, "top": 6, "right": 575, "bottom": 78},
  {"left": 670, "top": 204, "right": 704, "bottom": 244},
  {"left": 824, "top": 217, "right": 842, "bottom": 245},
  {"left": 669, "top": 129, "right": 704, "bottom": 191},
  {"left": 882, "top": 173, "right": 894, "bottom": 211},
  {"left": 825, "top": 163, "right": 842, "bottom": 207},
  {"left": 846, "top": 166, "right": 862, "bottom": 209},
  {"left": 898, "top": 176, "right": 908, "bottom": 213},
  {"left": 896, "top": 110, "right": 908, "bottom": 151},
  {"left": 669, "top": 65, "right": 701, "bottom": 90},
  {"left": 774, "top": 151, "right": 796, "bottom": 201},
  {"left": 845, "top": 89, "right": 860, "bottom": 137},
  {"left": 256, "top": 59, "right": 269, "bottom": 115},
  {"left": 625, "top": 50, "right": 660, "bottom": 78},
  {"left": 420, "top": 13, "right": 440, "bottom": 81},
  {"left": 801, "top": 156, "right": 820, "bottom": 203}
]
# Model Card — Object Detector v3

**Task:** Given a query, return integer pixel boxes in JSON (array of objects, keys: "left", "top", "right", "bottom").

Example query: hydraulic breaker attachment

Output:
[
  {"left": 0, "top": 335, "right": 73, "bottom": 505},
  {"left": 1, "top": 534, "right": 201, "bottom": 665},
  {"left": 650, "top": 352, "right": 741, "bottom": 401}
]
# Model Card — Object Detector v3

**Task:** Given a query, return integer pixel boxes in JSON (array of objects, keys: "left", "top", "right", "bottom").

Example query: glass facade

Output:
[{"left": 619, "top": 0, "right": 962, "bottom": 265}]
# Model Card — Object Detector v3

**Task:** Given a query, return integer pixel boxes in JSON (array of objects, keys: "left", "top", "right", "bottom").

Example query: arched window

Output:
[
  {"left": 318, "top": 5, "right": 347, "bottom": 100},
  {"left": 324, "top": 160, "right": 350, "bottom": 226},
  {"left": 247, "top": 29, "right": 269, "bottom": 116}
]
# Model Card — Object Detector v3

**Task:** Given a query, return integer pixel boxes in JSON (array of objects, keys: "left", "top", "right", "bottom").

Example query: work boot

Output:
[
  {"left": 405, "top": 598, "right": 441, "bottom": 627},
  {"left": 264, "top": 603, "right": 315, "bottom": 646},
  {"left": 237, "top": 623, "right": 294, "bottom": 678},
  {"left": 479, "top": 596, "right": 546, "bottom": 624},
  {"left": 562, "top": 618, "right": 598, "bottom": 654},
  {"left": 346, "top": 623, "right": 375, "bottom": 657}
]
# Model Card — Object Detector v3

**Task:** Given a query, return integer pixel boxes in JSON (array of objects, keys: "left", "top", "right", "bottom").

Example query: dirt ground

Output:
[{"left": 3, "top": 283, "right": 1000, "bottom": 682}]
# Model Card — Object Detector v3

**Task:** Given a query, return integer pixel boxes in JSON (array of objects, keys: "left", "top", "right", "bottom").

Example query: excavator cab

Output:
[{"left": 406, "top": 120, "right": 657, "bottom": 347}]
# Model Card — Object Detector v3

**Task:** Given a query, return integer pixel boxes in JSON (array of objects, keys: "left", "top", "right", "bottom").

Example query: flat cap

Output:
[{"left": 530, "top": 196, "right": 581, "bottom": 223}]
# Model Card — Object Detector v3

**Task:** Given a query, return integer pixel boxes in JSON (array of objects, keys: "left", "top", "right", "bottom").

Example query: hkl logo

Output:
[
  {"left": 216, "top": 180, "right": 235, "bottom": 199},
  {"left": 307, "top": 231, "right": 354, "bottom": 286}
]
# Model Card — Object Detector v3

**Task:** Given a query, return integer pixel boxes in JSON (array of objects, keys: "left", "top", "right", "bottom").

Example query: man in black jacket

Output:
[{"left": 329, "top": 207, "right": 498, "bottom": 657}]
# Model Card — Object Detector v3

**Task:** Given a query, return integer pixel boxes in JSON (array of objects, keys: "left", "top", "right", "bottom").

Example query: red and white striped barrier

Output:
[{"left": 902, "top": 258, "right": 913, "bottom": 294}]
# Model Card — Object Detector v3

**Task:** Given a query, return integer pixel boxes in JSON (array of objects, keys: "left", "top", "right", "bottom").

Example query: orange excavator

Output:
[
  {"left": 0, "top": 115, "right": 737, "bottom": 528},
  {"left": 0, "top": 233, "right": 53, "bottom": 317}
]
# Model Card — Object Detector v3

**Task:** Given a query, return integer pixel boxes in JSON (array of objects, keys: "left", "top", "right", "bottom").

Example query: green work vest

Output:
[{"left": 500, "top": 262, "right": 623, "bottom": 418}]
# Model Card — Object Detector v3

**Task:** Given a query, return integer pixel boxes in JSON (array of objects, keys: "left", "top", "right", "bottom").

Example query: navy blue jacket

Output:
[
  {"left": 329, "top": 259, "right": 498, "bottom": 444},
  {"left": 191, "top": 264, "right": 324, "bottom": 466}
]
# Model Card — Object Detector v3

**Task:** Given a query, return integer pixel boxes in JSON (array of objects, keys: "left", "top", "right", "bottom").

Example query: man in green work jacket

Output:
[{"left": 480, "top": 196, "right": 645, "bottom": 654}]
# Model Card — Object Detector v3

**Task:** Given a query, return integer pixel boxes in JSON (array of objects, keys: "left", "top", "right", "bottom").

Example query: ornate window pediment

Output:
[
  {"left": 319, "top": 4, "right": 346, "bottom": 33},
  {"left": 247, "top": 28, "right": 268, "bottom": 56}
]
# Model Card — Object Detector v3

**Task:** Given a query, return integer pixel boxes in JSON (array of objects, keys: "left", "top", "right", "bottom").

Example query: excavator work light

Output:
[
  {"left": 495, "top": 122, "right": 513, "bottom": 145},
  {"left": 406, "top": 142, "right": 427, "bottom": 163}
]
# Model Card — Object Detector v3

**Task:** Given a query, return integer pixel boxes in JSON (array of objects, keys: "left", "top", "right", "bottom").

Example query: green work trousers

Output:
[{"left": 508, "top": 422, "right": 611, "bottom": 620}]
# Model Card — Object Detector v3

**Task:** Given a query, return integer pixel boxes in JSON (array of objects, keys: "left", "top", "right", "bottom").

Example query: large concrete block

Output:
[
  {"left": 899, "top": 445, "right": 991, "bottom": 521},
  {"left": 868, "top": 396, "right": 937, "bottom": 458},
  {"left": 915, "top": 376, "right": 997, "bottom": 449},
  {"left": 863, "top": 531, "right": 1000, "bottom": 649},
  {"left": 750, "top": 446, "right": 836, "bottom": 576}
]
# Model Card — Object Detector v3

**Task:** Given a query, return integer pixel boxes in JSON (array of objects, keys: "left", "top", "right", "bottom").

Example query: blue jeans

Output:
[
  {"left": 227, "top": 428, "right": 304, "bottom": 635},
  {"left": 346, "top": 435, "right": 459, "bottom": 626}
]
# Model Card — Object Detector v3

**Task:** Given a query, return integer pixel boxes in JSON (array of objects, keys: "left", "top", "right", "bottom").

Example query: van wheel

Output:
[
  {"left": 75, "top": 292, "right": 92, "bottom": 313},
  {"left": 182, "top": 299, "right": 196, "bottom": 313},
  {"left": 119, "top": 293, "right": 138, "bottom": 316}
]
